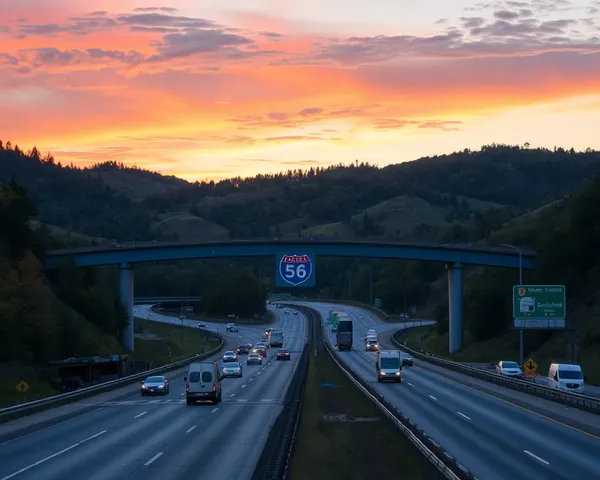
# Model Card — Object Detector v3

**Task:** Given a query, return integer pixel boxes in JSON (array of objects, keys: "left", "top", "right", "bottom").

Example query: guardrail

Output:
[
  {"left": 390, "top": 333, "right": 600, "bottom": 415},
  {"left": 0, "top": 337, "right": 225, "bottom": 424},
  {"left": 312, "top": 308, "right": 475, "bottom": 480}
]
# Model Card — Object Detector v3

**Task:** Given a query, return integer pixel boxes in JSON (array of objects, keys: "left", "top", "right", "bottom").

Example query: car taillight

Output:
[
  {"left": 186, "top": 384, "right": 189, "bottom": 391},
  {"left": 212, "top": 384, "right": 216, "bottom": 391}
]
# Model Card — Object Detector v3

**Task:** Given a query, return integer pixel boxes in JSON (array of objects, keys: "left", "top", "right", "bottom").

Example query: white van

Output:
[
  {"left": 376, "top": 350, "right": 402, "bottom": 383},
  {"left": 367, "top": 329, "right": 377, "bottom": 337},
  {"left": 547, "top": 363, "right": 584, "bottom": 393},
  {"left": 184, "top": 361, "right": 223, "bottom": 405}
]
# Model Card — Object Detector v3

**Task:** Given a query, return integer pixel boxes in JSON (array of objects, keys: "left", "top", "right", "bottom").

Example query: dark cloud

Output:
[
  {"left": 0, "top": 53, "right": 19, "bottom": 65},
  {"left": 25, "top": 47, "right": 143, "bottom": 67},
  {"left": 17, "top": 16, "right": 118, "bottom": 36},
  {"left": 89, "top": 11, "right": 108, "bottom": 16},
  {"left": 494, "top": 10, "right": 520, "bottom": 20},
  {"left": 86, "top": 48, "right": 144, "bottom": 64},
  {"left": 133, "top": 7, "right": 178, "bottom": 13},
  {"left": 34, "top": 48, "right": 79, "bottom": 65},
  {"left": 149, "top": 29, "right": 255, "bottom": 61},
  {"left": 259, "top": 31, "right": 283, "bottom": 38},
  {"left": 116, "top": 13, "right": 216, "bottom": 29},
  {"left": 299, "top": 108, "right": 323, "bottom": 116},
  {"left": 460, "top": 17, "right": 486, "bottom": 28}
]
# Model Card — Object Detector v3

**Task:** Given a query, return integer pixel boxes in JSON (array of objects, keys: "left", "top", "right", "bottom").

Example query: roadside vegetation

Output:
[
  {"left": 3, "top": 140, "right": 600, "bottom": 401},
  {"left": 290, "top": 335, "right": 442, "bottom": 479}
]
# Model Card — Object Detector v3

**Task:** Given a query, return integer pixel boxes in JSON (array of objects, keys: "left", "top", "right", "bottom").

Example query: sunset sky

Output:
[{"left": 1, "top": 0, "right": 600, "bottom": 180}]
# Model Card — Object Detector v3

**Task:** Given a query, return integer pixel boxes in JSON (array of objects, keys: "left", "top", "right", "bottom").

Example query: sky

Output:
[{"left": 1, "top": 0, "right": 600, "bottom": 181}]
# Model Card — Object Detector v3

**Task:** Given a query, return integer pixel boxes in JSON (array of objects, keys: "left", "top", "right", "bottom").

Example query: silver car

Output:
[
  {"left": 222, "top": 362, "right": 243, "bottom": 378},
  {"left": 141, "top": 375, "right": 169, "bottom": 396},
  {"left": 247, "top": 353, "right": 263, "bottom": 365},
  {"left": 223, "top": 351, "right": 238, "bottom": 363}
]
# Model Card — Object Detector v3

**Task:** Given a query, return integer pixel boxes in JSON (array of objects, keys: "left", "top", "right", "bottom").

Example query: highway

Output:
[
  {"left": 0, "top": 306, "right": 307, "bottom": 480},
  {"left": 293, "top": 301, "right": 600, "bottom": 480}
]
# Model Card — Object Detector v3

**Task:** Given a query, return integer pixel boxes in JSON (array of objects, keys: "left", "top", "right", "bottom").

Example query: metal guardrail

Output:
[
  {"left": 0, "top": 338, "right": 225, "bottom": 423},
  {"left": 389, "top": 334, "right": 600, "bottom": 414},
  {"left": 315, "top": 312, "right": 474, "bottom": 480}
]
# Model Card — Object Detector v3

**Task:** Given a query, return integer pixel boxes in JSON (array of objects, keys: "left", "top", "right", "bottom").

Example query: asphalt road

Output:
[
  {"left": 0, "top": 306, "right": 307, "bottom": 480},
  {"left": 292, "top": 301, "right": 600, "bottom": 480}
]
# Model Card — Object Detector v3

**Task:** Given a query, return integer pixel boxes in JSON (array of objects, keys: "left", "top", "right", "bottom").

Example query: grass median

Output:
[{"left": 289, "top": 347, "right": 443, "bottom": 480}]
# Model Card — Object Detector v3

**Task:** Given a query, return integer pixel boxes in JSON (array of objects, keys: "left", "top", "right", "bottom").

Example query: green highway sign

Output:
[{"left": 513, "top": 285, "right": 566, "bottom": 319}]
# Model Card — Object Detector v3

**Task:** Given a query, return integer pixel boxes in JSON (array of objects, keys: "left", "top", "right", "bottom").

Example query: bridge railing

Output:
[{"left": 0, "top": 337, "right": 224, "bottom": 424}]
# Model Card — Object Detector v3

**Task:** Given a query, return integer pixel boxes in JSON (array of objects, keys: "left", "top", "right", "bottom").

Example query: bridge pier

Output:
[
  {"left": 119, "top": 263, "right": 135, "bottom": 352},
  {"left": 447, "top": 262, "right": 463, "bottom": 353}
]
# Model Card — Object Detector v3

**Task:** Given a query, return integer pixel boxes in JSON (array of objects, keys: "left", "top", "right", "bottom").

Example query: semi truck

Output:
[
  {"left": 336, "top": 320, "right": 353, "bottom": 350},
  {"left": 269, "top": 330, "right": 284, "bottom": 347}
]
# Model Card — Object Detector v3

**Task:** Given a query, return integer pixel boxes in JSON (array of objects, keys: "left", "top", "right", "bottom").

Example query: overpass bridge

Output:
[
  {"left": 133, "top": 296, "right": 202, "bottom": 305},
  {"left": 44, "top": 239, "right": 536, "bottom": 352}
]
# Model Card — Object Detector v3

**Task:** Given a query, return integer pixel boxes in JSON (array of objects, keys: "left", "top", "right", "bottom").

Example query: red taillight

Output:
[
  {"left": 186, "top": 384, "right": 189, "bottom": 391},
  {"left": 212, "top": 384, "right": 216, "bottom": 391}
]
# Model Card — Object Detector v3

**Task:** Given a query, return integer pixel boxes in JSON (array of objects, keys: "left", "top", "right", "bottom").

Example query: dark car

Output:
[
  {"left": 400, "top": 352, "right": 413, "bottom": 366},
  {"left": 141, "top": 375, "right": 169, "bottom": 396},
  {"left": 276, "top": 349, "right": 291, "bottom": 361},
  {"left": 236, "top": 345, "right": 249, "bottom": 355},
  {"left": 254, "top": 346, "right": 267, "bottom": 358}
]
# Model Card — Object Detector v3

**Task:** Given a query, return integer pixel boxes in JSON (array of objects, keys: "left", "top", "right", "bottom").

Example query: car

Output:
[
  {"left": 253, "top": 346, "right": 267, "bottom": 358},
  {"left": 197, "top": 322, "right": 206, "bottom": 328},
  {"left": 276, "top": 349, "right": 291, "bottom": 361},
  {"left": 255, "top": 342, "right": 267, "bottom": 350},
  {"left": 141, "top": 375, "right": 169, "bottom": 395},
  {"left": 292, "top": 311, "right": 299, "bottom": 315},
  {"left": 265, "top": 328, "right": 274, "bottom": 334},
  {"left": 236, "top": 345, "right": 249, "bottom": 355},
  {"left": 226, "top": 323, "right": 239, "bottom": 332},
  {"left": 222, "top": 362, "right": 243, "bottom": 378},
  {"left": 400, "top": 352, "right": 413, "bottom": 366},
  {"left": 223, "top": 351, "right": 238, "bottom": 362},
  {"left": 496, "top": 360, "right": 523, "bottom": 377},
  {"left": 247, "top": 353, "right": 263, "bottom": 365}
]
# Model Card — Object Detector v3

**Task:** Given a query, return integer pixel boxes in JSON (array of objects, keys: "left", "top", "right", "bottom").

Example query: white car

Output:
[
  {"left": 496, "top": 361, "right": 522, "bottom": 377},
  {"left": 197, "top": 322, "right": 206, "bottom": 328},
  {"left": 222, "top": 362, "right": 243, "bottom": 378},
  {"left": 223, "top": 351, "right": 238, "bottom": 363}
]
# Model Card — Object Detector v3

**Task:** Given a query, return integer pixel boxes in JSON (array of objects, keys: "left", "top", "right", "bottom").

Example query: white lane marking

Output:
[
  {"left": 249, "top": 378, "right": 253, "bottom": 382},
  {"left": 524, "top": 450, "right": 550, "bottom": 465},
  {"left": 148, "top": 400, "right": 160, "bottom": 404},
  {"left": 428, "top": 395, "right": 438, "bottom": 401},
  {"left": 407, "top": 382, "right": 414, "bottom": 387},
  {"left": 180, "top": 392, "right": 185, "bottom": 396},
  {"left": 134, "top": 411, "right": 148, "bottom": 419},
  {"left": 229, "top": 393, "right": 236, "bottom": 397},
  {"left": 0, "top": 430, "right": 107, "bottom": 480},
  {"left": 212, "top": 408, "right": 219, "bottom": 413},
  {"left": 257, "top": 372, "right": 261, "bottom": 375},
  {"left": 144, "top": 452, "right": 163, "bottom": 466},
  {"left": 237, "top": 399, "right": 248, "bottom": 402},
  {"left": 185, "top": 426, "right": 196, "bottom": 434},
  {"left": 241, "top": 385, "right": 246, "bottom": 388},
  {"left": 163, "top": 399, "right": 172, "bottom": 403},
  {"left": 457, "top": 412, "right": 471, "bottom": 421},
  {"left": 261, "top": 399, "right": 274, "bottom": 402}
]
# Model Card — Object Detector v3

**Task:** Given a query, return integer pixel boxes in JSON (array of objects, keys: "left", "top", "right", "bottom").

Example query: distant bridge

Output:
[
  {"left": 43, "top": 239, "right": 536, "bottom": 353},
  {"left": 133, "top": 296, "right": 202, "bottom": 305}
]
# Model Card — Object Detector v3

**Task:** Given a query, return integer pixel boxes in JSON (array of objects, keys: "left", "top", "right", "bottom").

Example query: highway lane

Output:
[
  {"left": 0, "top": 307, "right": 307, "bottom": 480},
  {"left": 293, "top": 301, "right": 600, "bottom": 480}
]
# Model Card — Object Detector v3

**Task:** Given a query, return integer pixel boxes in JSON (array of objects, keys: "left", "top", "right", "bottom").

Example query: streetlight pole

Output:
[{"left": 503, "top": 244, "right": 523, "bottom": 366}]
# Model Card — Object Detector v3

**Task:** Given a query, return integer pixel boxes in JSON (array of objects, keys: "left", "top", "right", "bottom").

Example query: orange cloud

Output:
[{"left": 1, "top": 2, "right": 600, "bottom": 179}]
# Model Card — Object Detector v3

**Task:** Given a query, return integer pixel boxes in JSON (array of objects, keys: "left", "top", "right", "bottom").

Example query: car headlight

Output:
[
  {"left": 395, "top": 372, "right": 401, "bottom": 376},
  {"left": 158, "top": 385, "right": 164, "bottom": 388},
  {"left": 142, "top": 385, "right": 147, "bottom": 389}
]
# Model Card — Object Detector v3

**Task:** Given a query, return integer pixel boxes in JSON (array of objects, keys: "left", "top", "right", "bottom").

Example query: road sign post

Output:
[{"left": 275, "top": 253, "right": 316, "bottom": 287}]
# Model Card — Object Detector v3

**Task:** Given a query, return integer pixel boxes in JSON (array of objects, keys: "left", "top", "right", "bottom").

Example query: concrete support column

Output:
[
  {"left": 447, "top": 262, "right": 464, "bottom": 353},
  {"left": 119, "top": 263, "right": 135, "bottom": 352}
]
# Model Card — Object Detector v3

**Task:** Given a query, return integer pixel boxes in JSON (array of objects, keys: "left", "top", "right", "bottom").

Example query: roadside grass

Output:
[
  {"left": 133, "top": 318, "right": 220, "bottom": 367},
  {"left": 0, "top": 319, "right": 220, "bottom": 409},
  {"left": 158, "top": 307, "right": 275, "bottom": 325},
  {"left": 290, "top": 346, "right": 442, "bottom": 480},
  {"left": 0, "top": 362, "right": 56, "bottom": 409},
  {"left": 396, "top": 326, "right": 600, "bottom": 385}
]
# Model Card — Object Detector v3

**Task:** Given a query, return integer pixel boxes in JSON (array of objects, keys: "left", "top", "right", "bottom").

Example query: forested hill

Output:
[{"left": 2, "top": 141, "right": 600, "bottom": 244}]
